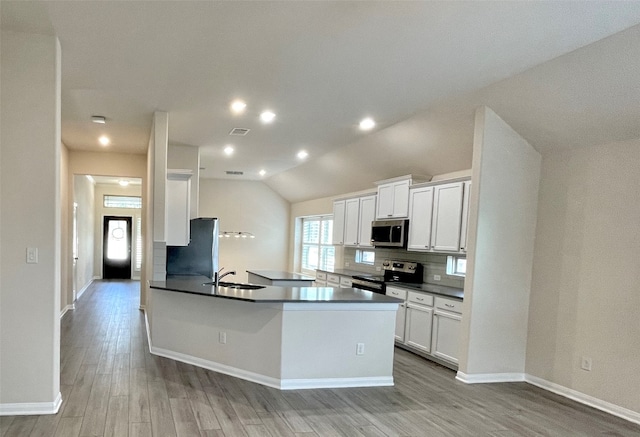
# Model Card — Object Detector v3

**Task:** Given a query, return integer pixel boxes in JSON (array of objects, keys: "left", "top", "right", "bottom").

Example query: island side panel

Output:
[
  {"left": 280, "top": 303, "right": 397, "bottom": 387},
  {"left": 150, "top": 289, "right": 283, "bottom": 383}
]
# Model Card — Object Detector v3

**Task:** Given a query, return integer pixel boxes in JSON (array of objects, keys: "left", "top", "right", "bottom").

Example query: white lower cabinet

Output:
[
  {"left": 405, "top": 304, "right": 433, "bottom": 353},
  {"left": 388, "top": 285, "right": 462, "bottom": 369},
  {"left": 431, "top": 297, "right": 463, "bottom": 365}
]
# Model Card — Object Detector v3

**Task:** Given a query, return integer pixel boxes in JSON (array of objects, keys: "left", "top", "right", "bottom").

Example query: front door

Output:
[{"left": 103, "top": 216, "right": 132, "bottom": 279}]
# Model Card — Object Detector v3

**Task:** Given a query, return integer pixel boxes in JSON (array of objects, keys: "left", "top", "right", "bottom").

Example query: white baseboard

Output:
[
  {"left": 525, "top": 375, "right": 640, "bottom": 426},
  {"left": 456, "top": 371, "right": 525, "bottom": 384},
  {"left": 75, "top": 279, "right": 94, "bottom": 301},
  {"left": 59, "top": 304, "right": 75, "bottom": 319},
  {"left": 0, "top": 392, "right": 62, "bottom": 416},
  {"left": 150, "top": 344, "right": 394, "bottom": 390}
]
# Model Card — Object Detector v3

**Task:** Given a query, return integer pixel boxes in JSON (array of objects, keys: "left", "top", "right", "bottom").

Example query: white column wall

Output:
[
  {"left": 458, "top": 106, "right": 541, "bottom": 380},
  {"left": 0, "top": 30, "right": 62, "bottom": 412}
]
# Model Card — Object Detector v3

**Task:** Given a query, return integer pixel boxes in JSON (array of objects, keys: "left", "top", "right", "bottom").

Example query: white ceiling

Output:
[{"left": 3, "top": 1, "right": 640, "bottom": 202}]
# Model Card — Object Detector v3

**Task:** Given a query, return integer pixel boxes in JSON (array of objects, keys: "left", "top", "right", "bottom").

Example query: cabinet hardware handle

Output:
[
  {"left": 416, "top": 297, "right": 423, "bottom": 301},
  {"left": 445, "top": 303, "right": 454, "bottom": 308}
]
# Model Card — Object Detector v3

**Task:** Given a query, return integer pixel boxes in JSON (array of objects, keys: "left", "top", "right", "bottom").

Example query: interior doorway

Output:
[{"left": 103, "top": 216, "right": 133, "bottom": 279}]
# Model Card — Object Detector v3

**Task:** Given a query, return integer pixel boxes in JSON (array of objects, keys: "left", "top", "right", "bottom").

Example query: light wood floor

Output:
[{"left": 2, "top": 280, "right": 639, "bottom": 437}]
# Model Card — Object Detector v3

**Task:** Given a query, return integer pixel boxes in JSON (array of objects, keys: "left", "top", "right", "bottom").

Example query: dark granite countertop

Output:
[
  {"left": 149, "top": 275, "right": 403, "bottom": 304},
  {"left": 385, "top": 282, "right": 464, "bottom": 300},
  {"left": 246, "top": 270, "right": 315, "bottom": 281}
]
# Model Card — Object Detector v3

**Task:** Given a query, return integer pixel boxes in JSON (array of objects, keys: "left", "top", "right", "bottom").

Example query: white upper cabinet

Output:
[
  {"left": 431, "top": 181, "right": 464, "bottom": 252},
  {"left": 342, "top": 194, "right": 377, "bottom": 247},
  {"left": 357, "top": 195, "right": 376, "bottom": 248},
  {"left": 459, "top": 180, "right": 472, "bottom": 253},
  {"left": 407, "top": 186, "right": 434, "bottom": 251},
  {"left": 344, "top": 198, "right": 360, "bottom": 246},
  {"left": 166, "top": 170, "right": 192, "bottom": 246},
  {"left": 376, "top": 179, "right": 410, "bottom": 219},
  {"left": 332, "top": 200, "right": 346, "bottom": 245}
]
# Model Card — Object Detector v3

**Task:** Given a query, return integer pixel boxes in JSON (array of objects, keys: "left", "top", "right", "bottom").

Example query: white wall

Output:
[
  {"left": 526, "top": 138, "right": 640, "bottom": 414},
  {"left": 199, "top": 179, "right": 290, "bottom": 282},
  {"left": 60, "top": 143, "right": 71, "bottom": 313},
  {"left": 0, "top": 30, "right": 62, "bottom": 412},
  {"left": 93, "top": 183, "right": 142, "bottom": 280},
  {"left": 73, "top": 175, "right": 95, "bottom": 297},
  {"left": 458, "top": 106, "right": 541, "bottom": 379}
]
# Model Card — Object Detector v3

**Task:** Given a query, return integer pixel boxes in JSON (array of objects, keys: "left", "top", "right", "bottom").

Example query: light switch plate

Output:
[
  {"left": 26, "top": 247, "right": 38, "bottom": 264},
  {"left": 434, "top": 274, "right": 441, "bottom": 281}
]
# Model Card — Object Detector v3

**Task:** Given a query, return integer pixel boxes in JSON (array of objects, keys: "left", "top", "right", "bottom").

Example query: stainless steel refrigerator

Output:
[{"left": 166, "top": 217, "right": 219, "bottom": 278}]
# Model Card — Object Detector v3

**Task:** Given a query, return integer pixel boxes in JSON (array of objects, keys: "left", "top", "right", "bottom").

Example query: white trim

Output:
[
  {"left": 59, "top": 304, "right": 75, "bottom": 319},
  {"left": 143, "top": 309, "right": 152, "bottom": 352},
  {"left": 76, "top": 278, "right": 95, "bottom": 300},
  {"left": 150, "top": 344, "right": 394, "bottom": 390},
  {"left": 0, "top": 392, "right": 62, "bottom": 416},
  {"left": 525, "top": 375, "right": 640, "bottom": 426},
  {"left": 280, "top": 376, "right": 393, "bottom": 390},
  {"left": 455, "top": 371, "right": 525, "bottom": 384}
]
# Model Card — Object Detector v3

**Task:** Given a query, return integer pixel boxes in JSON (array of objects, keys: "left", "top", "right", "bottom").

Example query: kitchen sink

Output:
[{"left": 203, "top": 281, "right": 265, "bottom": 290}]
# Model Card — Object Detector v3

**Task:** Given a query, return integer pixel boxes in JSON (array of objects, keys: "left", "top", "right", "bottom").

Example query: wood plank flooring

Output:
[{"left": 2, "top": 280, "right": 639, "bottom": 436}]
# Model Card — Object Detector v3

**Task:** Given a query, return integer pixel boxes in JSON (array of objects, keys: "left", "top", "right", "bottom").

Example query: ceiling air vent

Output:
[
  {"left": 229, "top": 127, "right": 250, "bottom": 136},
  {"left": 225, "top": 171, "right": 244, "bottom": 176}
]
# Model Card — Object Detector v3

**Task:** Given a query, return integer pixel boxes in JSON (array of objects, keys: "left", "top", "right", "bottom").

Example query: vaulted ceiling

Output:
[{"left": 3, "top": 1, "right": 640, "bottom": 202}]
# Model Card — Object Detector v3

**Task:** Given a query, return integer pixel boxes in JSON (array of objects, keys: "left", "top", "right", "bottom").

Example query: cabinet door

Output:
[
  {"left": 343, "top": 198, "right": 360, "bottom": 246},
  {"left": 405, "top": 304, "right": 433, "bottom": 353},
  {"left": 332, "top": 200, "right": 346, "bottom": 245},
  {"left": 395, "top": 304, "right": 407, "bottom": 342},
  {"left": 407, "top": 186, "right": 434, "bottom": 251},
  {"left": 432, "top": 310, "right": 462, "bottom": 364},
  {"left": 431, "top": 182, "right": 464, "bottom": 252},
  {"left": 166, "top": 176, "right": 191, "bottom": 246},
  {"left": 459, "top": 181, "right": 472, "bottom": 253},
  {"left": 357, "top": 195, "right": 376, "bottom": 247},
  {"left": 391, "top": 180, "right": 410, "bottom": 218},
  {"left": 376, "top": 183, "right": 394, "bottom": 218}
]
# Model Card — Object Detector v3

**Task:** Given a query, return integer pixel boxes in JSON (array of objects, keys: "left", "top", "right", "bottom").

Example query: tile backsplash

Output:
[{"left": 342, "top": 247, "right": 465, "bottom": 289}]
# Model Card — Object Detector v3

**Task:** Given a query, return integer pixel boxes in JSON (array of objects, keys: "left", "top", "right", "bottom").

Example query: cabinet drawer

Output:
[
  {"left": 340, "top": 276, "right": 352, "bottom": 287},
  {"left": 327, "top": 274, "right": 340, "bottom": 285},
  {"left": 407, "top": 291, "right": 433, "bottom": 307},
  {"left": 435, "top": 297, "right": 463, "bottom": 314},
  {"left": 316, "top": 271, "right": 327, "bottom": 281},
  {"left": 386, "top": 287, "right": 407, "bottom": 300}
]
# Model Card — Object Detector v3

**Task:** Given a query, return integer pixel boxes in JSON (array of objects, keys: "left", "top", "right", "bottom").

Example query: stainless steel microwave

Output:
[{"left": 371, "top": 219, "right": 409, "bottom": 248}]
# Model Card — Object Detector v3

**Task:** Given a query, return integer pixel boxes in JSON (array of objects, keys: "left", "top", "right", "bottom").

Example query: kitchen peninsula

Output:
[
  {"left": 246, "top": 269, "right": 315, "bottom": 287},
  {"left": 149, "top": 276, "right": 401, "bottom": 390}
]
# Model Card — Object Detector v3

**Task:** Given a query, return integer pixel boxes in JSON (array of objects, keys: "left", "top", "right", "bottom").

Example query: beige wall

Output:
[
  {"left": 73, "top": 175, "right": 95, "bottom": 298},
  {"left": 199, "top": 179, "right": 290, "bottom": 283},
  {"left": 526, "top": 138, "right": 640, "bottom": 414},
  {"left": 60, "top": 143, "right": 70, "bottom": 313},
  {"left": 458, "top": 106, "right": 541, "bottom": 378},
  {"left": 0, "top": 30, "right": 62, "bottom": 410}
]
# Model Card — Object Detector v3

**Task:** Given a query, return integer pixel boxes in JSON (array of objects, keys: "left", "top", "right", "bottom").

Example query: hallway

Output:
[{"left": 1, "top": 280, "right": 639, "bottom": 436}]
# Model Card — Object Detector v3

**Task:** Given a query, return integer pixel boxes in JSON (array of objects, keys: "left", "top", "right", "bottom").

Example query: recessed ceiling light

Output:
[
  {"left": 91, "top": 115, "right": 106, "bottom": 124},
  {"left": 230, "top": 100, "right": 247, "bottom": 114},
  {"left": 259, "top": 169, "right": 266, "bottom": 177},
  {"left": 119, "top": 180, "right": 129, "bottom": 187},
  {"left": 359, "top": 117, "right": 376, "bottom": 131},
  {"left": 297, "top": 150, "right": 308, "bottom": 160},
  {"left": 260, "top": 110, "right": 276, "bottom": 124},
  {"left": 99, "top": 135, "right": 110, "bottom": 146},
  {"left": 224, "top": 145, "right": 234, "bottom": 156}
]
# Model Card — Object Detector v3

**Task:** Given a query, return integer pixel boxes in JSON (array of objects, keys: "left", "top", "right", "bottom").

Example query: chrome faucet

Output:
[{"left": 215, "top": 267, "right": 236, "bottom": 287}]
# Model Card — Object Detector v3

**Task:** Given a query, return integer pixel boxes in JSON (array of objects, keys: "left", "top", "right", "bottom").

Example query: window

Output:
[
  {"left": 104, "top": 195, "right": 142, "bottom": 209},
  {"left": 301, "top": 215, "right": 334, "bottom": 273},
  {"left": 446, "top": 255, "right": 466, "bottom": 277},
  {"left": 355, "top": 249, "right": 375, "bottom": 265},
  {"left": 135, "top": 217, "right": 142, "bottom": 270}
]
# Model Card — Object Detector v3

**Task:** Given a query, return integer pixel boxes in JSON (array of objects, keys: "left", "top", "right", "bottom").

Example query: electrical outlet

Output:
[
  {"left": 581, "top": 357, "right": 592, "bottom": 371},
  {"left": 356, "top": 343, "right": 365, "bottom": 355},
  {"left": 219, "top": 332, "right": 227, "bottom": 344},
  {"left": 375, "top": 266, "right": 381, "bottom": 272},
  {"left": 434, "top": 274, "right": 441, "bottom": 281},
  {"left": 345, "top": 262, "right": 350, "bottom": 267}
]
